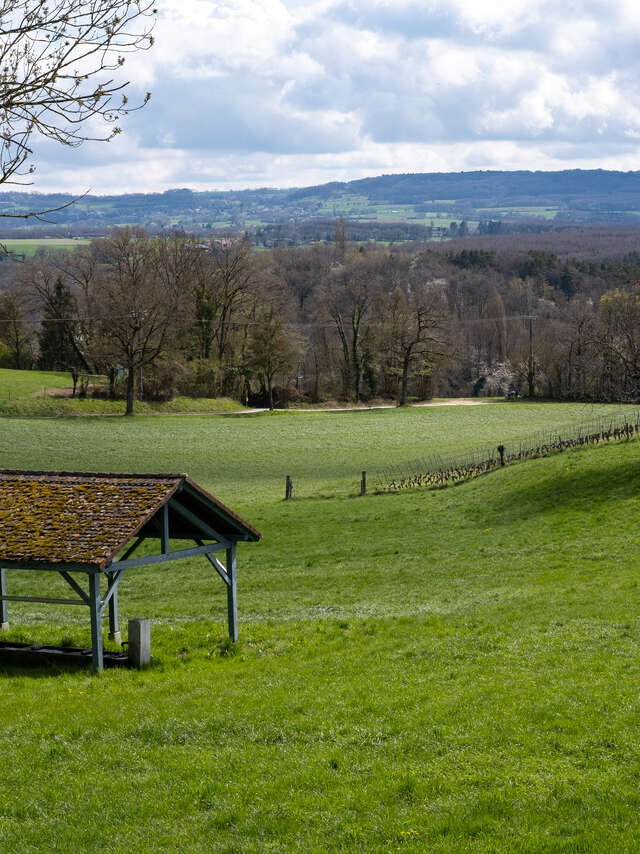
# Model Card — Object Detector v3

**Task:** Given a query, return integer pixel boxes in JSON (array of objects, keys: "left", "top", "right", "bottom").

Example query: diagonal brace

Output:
[
  {"left": 119, "top": 536, "right": 145, "bottom": 563},
  {"left": 170, "top": 498, "right": 232, "bottom": 546},
  {"left": 195, "top": 537, "right": 230, "bottom": 586},
  {"left": 58, "top": 571, "right": 90, "bottom": 605},
  {"left": 100, "top": 569, "right": 125, "bottom": 616},
  {"left": 206, "top": 554, "right": 231, "bottom": 586}
]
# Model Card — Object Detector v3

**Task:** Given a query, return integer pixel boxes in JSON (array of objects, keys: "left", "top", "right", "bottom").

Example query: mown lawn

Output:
[{"left": 1, "top": 404, "right": 640, "bottom": 852}]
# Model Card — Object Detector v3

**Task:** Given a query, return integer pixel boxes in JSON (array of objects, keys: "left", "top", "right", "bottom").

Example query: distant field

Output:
[
  {"left": 2, "top": 237, "right": 90, "bottom": 256},
  {"left": 0, "top": 367, "right": 72, "bottom": 398},
  {"left": 2, "top": 402, "right": 640, "bottom": 851},
  {"left": 0, "top": 399, "right": 634, "bottom": 503},
  {"left": 0, "top": 368, "right": 242, "bottom": 415},
  {"left": 477, "top": 206, "right": 559, "bottom": 220}
]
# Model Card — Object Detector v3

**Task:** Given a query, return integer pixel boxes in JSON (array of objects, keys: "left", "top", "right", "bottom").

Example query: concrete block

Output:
[{"left": 128, "top": 619, "right": 151, "bottom": 669}]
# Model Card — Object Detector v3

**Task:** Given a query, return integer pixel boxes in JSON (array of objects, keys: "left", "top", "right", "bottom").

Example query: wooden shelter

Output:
[{"left": 0, "top": 470, "right": 261, "bottom": 671}]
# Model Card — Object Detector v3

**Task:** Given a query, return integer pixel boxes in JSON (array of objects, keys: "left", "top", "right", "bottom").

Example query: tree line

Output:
[{"left": 1, "top": 225, "right": 640, "bottom": 412}]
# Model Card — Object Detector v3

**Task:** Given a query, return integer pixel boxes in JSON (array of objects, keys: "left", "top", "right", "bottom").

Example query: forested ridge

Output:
[
  {"left": 1, "top": 224, "right": 640, "bottom": 411},
  {"left": 4, "top": 169, "right": 640, "bottom": 237}
]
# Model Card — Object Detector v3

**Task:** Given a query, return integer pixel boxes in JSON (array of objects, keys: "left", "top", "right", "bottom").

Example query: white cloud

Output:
[{"left": 22, "top": 0, "right": 640, "bottom": 193}]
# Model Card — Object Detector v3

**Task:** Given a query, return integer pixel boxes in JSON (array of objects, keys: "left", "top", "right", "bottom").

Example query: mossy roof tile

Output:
[
  {"left": 0, "top": 470, "right": 260, "bottom": 571},
  {"left": 0, "top": 471, "right": 182, "bottom": 568}
]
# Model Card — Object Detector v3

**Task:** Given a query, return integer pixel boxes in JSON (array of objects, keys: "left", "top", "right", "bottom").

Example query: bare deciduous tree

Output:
[
  {"left": 322, "top": 257, "right": 378, "bottom": 401},
  {"left": 247, "top": 273, "right": 302, "bottom": 410},
  {"left": 382, "top": 284, "right": 448, "bottom": 405},
  {"left": 0, "top": 0, "right": 155, "bottom": 202},
  {"left": 93, "top": 228, "right": 184, "bottom": 415}
]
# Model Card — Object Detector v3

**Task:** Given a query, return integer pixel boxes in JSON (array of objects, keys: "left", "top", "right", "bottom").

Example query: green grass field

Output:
[
  {"left": 2, "top": 403, "right": 640, "bottom": 851},
  {"left": 0, "top": 367, "right": 73, "bottom": 398},
  {"left": 0, "top": 368, "right": 243, "bottom": 415},
  {"left": 2, "top": 238, "right": 90, "bottom": 257}
]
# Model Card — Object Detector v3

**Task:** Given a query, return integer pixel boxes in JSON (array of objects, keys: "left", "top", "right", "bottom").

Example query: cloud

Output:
[{"left": 20, "top": 0, "right": 640, "bottom": 193}]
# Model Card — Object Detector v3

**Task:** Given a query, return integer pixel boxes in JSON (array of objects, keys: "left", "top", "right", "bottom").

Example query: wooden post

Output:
[
  {"left": 497, "top": 445, "right": 505, "bottom": 467},
  {"left": 360, "top": 470, "right": 367, "bottom": 496},
  {"left": 161, "top": 503, "right": 170, "bottom": 555},
  {"left": 107, "top": 572, "right": 121, "bottom": 644},
  {"left": 89, "top": 572, "right": 104, "bottom": 673},
  {"left": 226, "top": 544, "right": 238, "bottom": 642},
  {"left": 128, "top": 619, "right": 151, "bottom": 668},
  {"left": 0, "top": 568, "right": 8, "bottom": 630},
  {"left": 285, "top": 475, "right": 293, "bottom": 500}
]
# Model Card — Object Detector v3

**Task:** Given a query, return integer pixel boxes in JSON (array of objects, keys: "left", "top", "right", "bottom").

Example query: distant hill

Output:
[{"left": 2, "top": 169, "right": 640, "bottom": 241}]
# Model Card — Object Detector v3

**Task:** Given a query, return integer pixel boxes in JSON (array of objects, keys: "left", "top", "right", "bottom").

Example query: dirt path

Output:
[
  {"left": 218, "top": 398, "right": 496, "bottom": 415},
  {"left": 148, "top": 398, "right": 498, "bottom": 415},
  {"left": 3, "top": 398, "right": 497, "bottom": 418}
]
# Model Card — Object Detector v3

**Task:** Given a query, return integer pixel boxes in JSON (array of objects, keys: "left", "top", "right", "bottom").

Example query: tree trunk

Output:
[
  {"left": 313, "top": 349, "right": 319, "bottom": 403},
  {"left": 399, "top": 353, "right": 410, "bottom": 405},
  {"left": 527, "top": 356, "right": 535, "bottom": 398},
  {"left": 268, "top": 379, "right": 274, "bottom": 410},
  {"left": 125, "top": 366, "right": 135, "bottom": 415},
  {"left": 109, "top": 367, "right": 117, "bottom": 399}
]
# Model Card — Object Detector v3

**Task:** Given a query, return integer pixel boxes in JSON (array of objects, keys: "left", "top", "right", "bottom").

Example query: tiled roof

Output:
[{"left": 0, "top": 470, "right": 260, "bottom": 570}]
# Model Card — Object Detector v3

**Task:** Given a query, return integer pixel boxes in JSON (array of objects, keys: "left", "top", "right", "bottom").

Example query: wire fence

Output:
[{"left": 376, "top": 410, "right": 640, "bottom": 492}]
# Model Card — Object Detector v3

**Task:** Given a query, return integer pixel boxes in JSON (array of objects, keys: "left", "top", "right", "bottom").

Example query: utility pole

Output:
[{"left": 524, "top": 315, "right": 536, "bottom": 398}]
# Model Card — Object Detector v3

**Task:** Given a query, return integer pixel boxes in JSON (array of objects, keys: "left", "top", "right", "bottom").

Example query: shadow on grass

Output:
[{"left": 487, "top": 445, "right": 640, "bottom": 524}]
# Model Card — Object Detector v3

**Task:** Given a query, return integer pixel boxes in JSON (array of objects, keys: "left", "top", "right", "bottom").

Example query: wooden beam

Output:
[
  {"left": 0, "top": 560, "right": 97, "bottom": 572},
  {"left": 106, "top": 571, "right": 122, "bottom": 643},
  {"left": 108, "top": 541, "right": 227, "bottom": 572},
  {"left": 118, "top": 536, "right": 145, "bottom": 563},
  {"left": 194, "top": 537, "right": 230, "bottom": 586},
  {"left": 161, "top": 503, "right": 170, "bottom": 555},
  {"left": 89, "top": 573, "right": 103, "bottom": 672},
  {"left": 169, "top": 498, "right": 232, "bottom": 545},
  {"left": 0, "top": 569, "right": 8, "bottom": 630},
  {"left": 226, "top": 544, "right": 238, "bottom": 642},
  {"left": 58, "top": 571, "right": 90, "bottom": 605},
  {"left": 181, "top": 481, "right": 259, "bottom": 541},
  {"left": 204, "top": 553, "right": 231, "bottom": 587},
  {"left": 101, "top": 569, "right": 125, "bottom": 613},
  {"left": 0, "top": 595, "right": 87, "bottom": 606}
]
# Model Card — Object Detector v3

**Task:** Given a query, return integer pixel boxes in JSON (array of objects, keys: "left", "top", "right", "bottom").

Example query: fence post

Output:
[
  {"left": 497, "top": 445, "right": 505, "bottom": 466},
  {"left": 285, "top": 475, "right": 293, "bottom": 500},
  {"left": 360, "top": 471, "right": 367, "bottom": 495}
]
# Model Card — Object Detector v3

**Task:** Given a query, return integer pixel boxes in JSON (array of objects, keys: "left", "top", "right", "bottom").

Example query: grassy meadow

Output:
[
  {"left": 1, "top": 403, "right": 640, "bottom": 851},
  {"left": 0, "top": 368, "right": 242, "bottom": 416},
  {"left": 0, "top": 367, "right": 72, "bottom": 399}
]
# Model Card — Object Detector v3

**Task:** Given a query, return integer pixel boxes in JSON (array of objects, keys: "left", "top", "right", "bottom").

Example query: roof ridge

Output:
[{"left": 0, "top": 469, "right": 186, "bottom": 480}]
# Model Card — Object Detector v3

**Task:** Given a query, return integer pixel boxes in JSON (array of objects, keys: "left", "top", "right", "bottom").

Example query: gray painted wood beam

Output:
[
  {"left": 0, "top": 595, "right": 87, "bottom": 606},
  {"left": 108, "top": 541, "right": 227, "bottom": 571},
  {"left": 105, "top": 570, "right": 124, "bottom": 643},
  {"left": 0, "top": 569, "right": 8, "bottom": 630},
  {"left": 161, "top": 503, "right": 170, "bottom": 555},
  {"left": 89, "top": 573, "right": 103, "bottom": 672},
  {"left": 169, "top": 498, "right": 232, "bottom": 545},
  {"left": 204, "top": 553, "right": 231, "bottom": 587},
  {"left": 118, "top": 536, "right": 145, "bottom": 563},
  {"left": 226, "top": 544, "right": 238, "bottom": 642},
  {"left": 59, "top": 571, "right": 90, "bottom": 605}
]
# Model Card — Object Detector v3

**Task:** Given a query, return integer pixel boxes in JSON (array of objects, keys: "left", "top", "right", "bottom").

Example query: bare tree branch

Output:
[{"left": 0, "top": 0, "right": 156, "bottom": 212}]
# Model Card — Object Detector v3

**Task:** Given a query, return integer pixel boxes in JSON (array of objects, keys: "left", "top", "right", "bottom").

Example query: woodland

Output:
[{"left": 1, "top": 223, "right": 640, "bottom": 412}]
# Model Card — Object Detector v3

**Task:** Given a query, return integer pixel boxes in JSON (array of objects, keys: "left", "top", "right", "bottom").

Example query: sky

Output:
[{"left": 24, "top": 0, "right": 640, "bottom": 195}]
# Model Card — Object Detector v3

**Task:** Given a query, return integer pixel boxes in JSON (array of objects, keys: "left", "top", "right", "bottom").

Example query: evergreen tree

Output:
[{"left": 38, "top": 278, "right": 80, "bottom": 372}]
